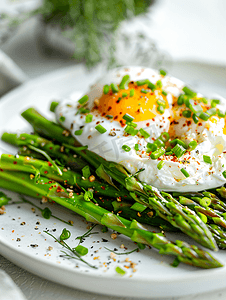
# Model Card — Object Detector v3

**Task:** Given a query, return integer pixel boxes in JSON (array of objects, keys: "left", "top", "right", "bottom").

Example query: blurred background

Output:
[
  {"left": 1, "top": 1, "right": 226, "bottom": 300},
  {"left": 1, "top": 0, "right": 226, "bottom": 97}
]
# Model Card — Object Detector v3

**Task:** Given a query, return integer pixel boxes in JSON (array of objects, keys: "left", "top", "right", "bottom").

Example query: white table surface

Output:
[{"left": 1, "top": 4, "right": 226, "bottom": 300}]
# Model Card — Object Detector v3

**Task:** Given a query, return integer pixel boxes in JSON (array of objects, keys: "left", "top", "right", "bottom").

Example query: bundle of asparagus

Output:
[{"left": 1, "top": 107, "right": 226, "bottom": 269}]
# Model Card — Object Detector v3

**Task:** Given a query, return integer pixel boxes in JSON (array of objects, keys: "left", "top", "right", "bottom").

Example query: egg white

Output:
[{"left": 55, "top": 66, "right": 226, "bottom": 192}]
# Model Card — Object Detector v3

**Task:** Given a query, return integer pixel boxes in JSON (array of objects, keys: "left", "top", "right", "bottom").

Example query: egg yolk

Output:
[{"left": 97, "top": 82, "right": 168, "bottom": 125}]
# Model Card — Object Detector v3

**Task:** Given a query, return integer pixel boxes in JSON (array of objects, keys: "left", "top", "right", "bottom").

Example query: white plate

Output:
[{"left": 1, "top": 65, "right": 226, "bottom": 299}]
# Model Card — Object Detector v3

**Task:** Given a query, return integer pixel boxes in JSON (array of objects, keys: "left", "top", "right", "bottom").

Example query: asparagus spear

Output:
[
  {"left": 0, "top": 154, "right": 132, "bottom": 201},
  {"left": 0, "top": 170, "right": 222, "bottom": 268},
  {"left": 19, "top": 108, "right": 218, "bottom": 250}
]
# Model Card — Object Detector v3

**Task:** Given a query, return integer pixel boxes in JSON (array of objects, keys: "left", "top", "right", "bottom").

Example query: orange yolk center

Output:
[{"left": 97, "top": 82, "right": 168, "bottom": 125}]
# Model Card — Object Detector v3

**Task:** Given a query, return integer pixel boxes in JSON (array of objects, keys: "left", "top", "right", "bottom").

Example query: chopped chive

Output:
[
  {"left": 172, "top": 144, "right": 186, "bottom": 158},
  {"left": 122, "top": 113, "right": 134, "bottom": 122},
  {"left": 211, "top": 99, "right": 220, "bottom": 107},
  {"left": 162, "top": 90, "right": 168, "bottom": 96},
  {"left": 201, "top": 97, "right": 208, "bottom": 104},
  {"left": 177, "top": 94, "right": 185, "bottom": 105},
  {"left": 74, "top": 245, "right": 88, "bottom": 256},
  {"left": 106, "top": 114, "right": 113, "bottom": 119},
  {"left": 182, "top": 110, "right": 192, "bottom": 118},
  {"left": 159, "top": 69, "right": 167, "bottom": 76},
  {"left": 203, "top": 155, "right": 212, "bottom": 164},
  {"left": 130, "top": 202, "right": 147, "bottom": 212},
  {"left": 181, "top": 168, "right": 189, "bottom": 178},
  {"left": 136, "top": 79, "right": 149, "bottom": 86},
  {"left": 95, "top": 124, "right": 107, "bottom": 134},
  {"left": 192, "top": 113, "right": 199, "bottom": 124},
  {"left": 157, "top": 160, "right": 165, "bottom": 170},
  {"left": 139, "top": 128, "right": 150, "bottom": 138},
  {"left": 78, "top": 95, "right": 89, "bottom": 105},
  {"left": 146, "top": 142, "right": 158, "bottom": 152},
  {"left": 127, "top": 121, "right": 137, "bottom": 128},
  {"left": 85, "top": 114, "right": 93, "bottom": 123},
  {"left": 157, "top": 105, "right": 165, "bottom": 114},
  {"left": 170, "top": 139, "right": 187, "bottom": 149},
  {"left": 77, "top": 107, "right": 90, "bottom": 114},
  {"left": 130, "top": 89, "right": 135, "bottom": 97},
  {"left": 119, "top": 75, "right": 130, "bottom": 89},
  {"left": 115, "top": 266, "right": 126, "bottom": 275},
  {"left": 42, "top": 207, "right": 52, "bottom": 219},
  {"left": 134, "top": 144, "right": 139, "bottom": 151},
  {"left": 188, "top": 141, "right": 197, "bottom": 150},
  {"left": 122, "top": 92, "right": 128, "bottom": 97},
  {"left": 188, "top": 100, "right": 203, "bottom": 114},
  {"left": 218, "top": 109, "right": 225, "bottom": 118},
  {"left": 154, "top": 138, "right": 165, "bottom": 147},
  {"left": 111, "top": 83, "right": 119, "bottom": 93},
  {"left": 103, "top": 85, "right": 110, "bottom": 94},
  {"left": 124, "top": 125, "right": 137, "bottom": 135},
  {"left": 82, "top": 165, "right": 91, "bottom": 179},
  {"left": 147, "top": 81, "right": 156, "bottom": 91},
  {"left": 157, "top": 99, "right": 166, "bottom": 107},
  {"left": 60, "top": 228, "right": 71, "bottom": 240},
  {"left": 198, "top": 112, "right": 210, "bottom": 121},
  {"left": 122, "top": 145, "right": 131, "bottom": 152},
  {"left": 150, "top": 147, "right": 165, "bottom": 159},
  {"left": 206, "top": 108, "right": 217, "bottom": 116},
  {"left": 141, "top": 88, "right": 149, "bottom": 94},
  {"left": 156, "top": 80, "right": 162, "bottom": 88},
  {"left": 222, "top": 171, "right": 226, "bottom": 178},
  {"left": 74, "top": 129, "right": 83, "bottom": 135},
  {"left": 50, "top": 101, "right": 59, "bottom": 112},
  {"left": 160, "top": 132, "right": 170, "bottom": 142},
  {"left": 59, "top": 116, "right": 65, "bottom": 122},
  {"left": 182, "top": 86, "right": 197, "bottom": 97}
]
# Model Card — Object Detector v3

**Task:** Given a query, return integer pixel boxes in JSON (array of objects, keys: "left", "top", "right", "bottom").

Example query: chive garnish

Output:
[
  {"left": 206, "top": 108, "right": 217, "bottom": 116},
  {"left": 74, "top": 129, "right": 83, "bottom": 135},
  {"left": 181, "top": 168, "right": 189, "bottom": 178},
  {"left": 157, "top": 105, "right": 165, "bottom": 114},
  {"left": 159, "top": 69, "right": 167, "bottom": 76},
  {"left": 154, "top": 138, "right": 165, "bottom": 147},
  {"left": 139, "top": 128, "right": 150, "bottom": 138},
  {"left": 85, "top": 114, "right": 93, "bottom": 123},
  {"left": 170, "top": 139, "right": 187, "bottom": 149},
  {"left": 218, "top": 109, "right": 225, "bottom": 118},
  {"left": 136, "top": 79, "right": 149, "bottom": 86},
  {"left": 147, "top": 81, "right": 156, "bottom": 91},
  {"left": 130, "top": 89, "right": 135, "bottom": 97},
  {"left": 60, "top": 228, "right": 71, "bottom": 241},
  {"left": 119, "top": 75, "right": 130, "bottom": 89},
  {"left": 111, "top": 83, "right": 119, "bottom": 93},
  {"left": 122, "top": 145, "right": 131, "bottom": 152},
  {"left": 182, "top": 86, "right": 197, "bottom": 97},
  {"left": 50, "top": 101, "right": 59, "bottom": 112},
  {"left": 198, "top": 112, "right": 210, "bottom": 121},
  {"left": 188, "top": 141, "right": 197, "bottom": 150},
  {"left": 157, "top": 160, "right": 165, "bottom": 170},
  {"left": 115, "top": 266, "right": 126, "bottom": 275},
  {"left": 103, "top": 85, "right": 110, "bottom": 94},
  {"left": 211, "top": 99, "right": 220, "bottom": 107},
  {"left": 146, "top": 142, "right": 158, "bottom": 152},
  {"left": 201, "top": 97, "right": 208, "bottom": 104},
  {"left": 192, "top": 113, "right": 199, "bottom": 124},
  {"left": 150, "top": 147, "right": 165, "bottom": 159},
  {"left": 122, "top": 113, "right": 134, "bottom": 122},
  {"left": 122, "top": 92, "right": 128, "bottom": 97},
  {"left": 182, "top": 110, "right": 192, "bottom": 118},
  {"left": 59, "top": 116, "right": 66, "bottom": 122},
  {"left": 177, "top": 94, "right": 185, "bottom": 105},
  {"left": 124, "top": 125, "right": 137, "bottom": 136},
  {"left": 157, "top": 99, "right": 166, "bottom": 107},
  {"left": 106, "top": 114, "right": 113, "bottom": 119},
  {"left": 156, "top": 80, "right": 162, "bottom": 88},
  {"left": 95, "top": 124, "right": 107, "bottom": 134},
  {"left": 134, "top": 144, "right": 139, "bottom": 151},
  {"left": 160, "top": 132, "right": 170, "bottom": 142},
  {"left": 162, "top": 90, "right": 168, "bottom": 96},
  {"left": 78, "top": 95, "right": 89, "bottom": 105},
  {"left": 141, "top": 89, "right": 149, "bottom": 94},
  {"left": 222, "top": 171, "right": 226, "bottom": 178},
  {"left": 203, "top": 155, "right": 212, "bottom": 164},
  {"left": 172, "top": 144, "right": 186, "bottom": 158},
  {"left": 74, "top": 245, "right": 88, "bottom": 256}
]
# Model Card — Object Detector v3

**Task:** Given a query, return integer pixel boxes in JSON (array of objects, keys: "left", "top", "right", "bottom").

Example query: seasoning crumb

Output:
[{"left": 111, "top": 233, "right": 117, "bottom": 240}]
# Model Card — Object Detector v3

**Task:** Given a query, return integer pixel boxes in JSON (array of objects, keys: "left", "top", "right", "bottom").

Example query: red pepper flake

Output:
[
  {"left": 107, "top": 106, "right": 112, "bottom": 111},
  {"left": 13, "top": 161, "right": 17, "bottom": 164},
  {"left": 44, "top": 171, "right": 48, "bottom": 174},
  {"left": 0, "top": 169, "right": 3, "bottom": 172},
  {"left": 101, "top": 186, "right": 106, "bottom": 190},
  {"left": 48, "top": 162, "right": 52, "bottom": 167}
]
